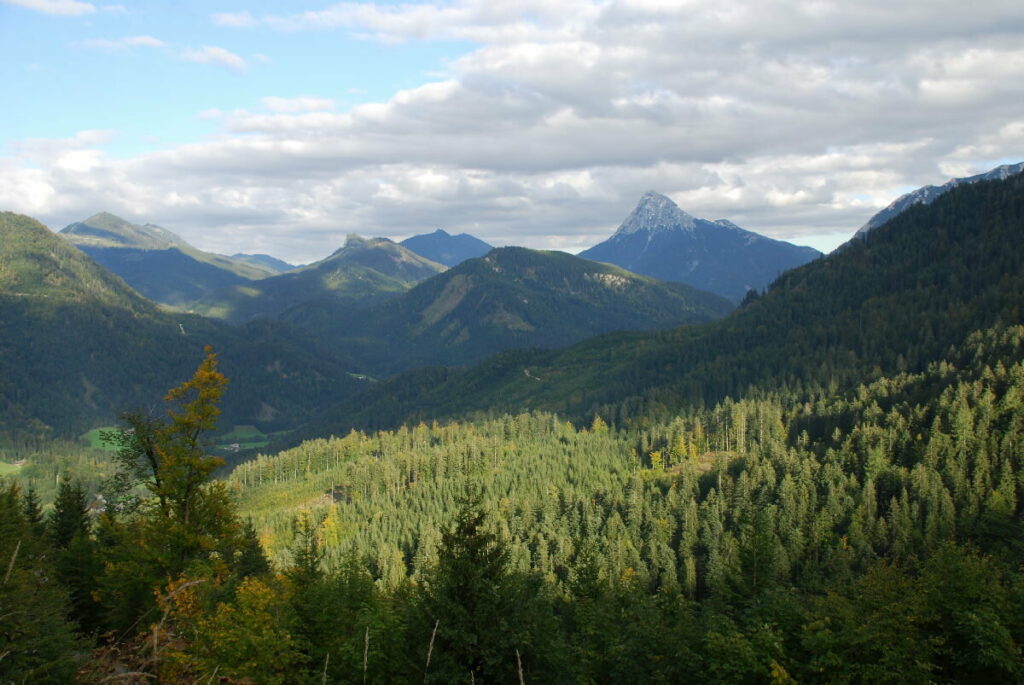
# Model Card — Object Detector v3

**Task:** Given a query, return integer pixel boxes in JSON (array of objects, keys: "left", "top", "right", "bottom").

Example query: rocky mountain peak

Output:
[{"left": 613, "top": 191, "right": 698, "bottom": 236}]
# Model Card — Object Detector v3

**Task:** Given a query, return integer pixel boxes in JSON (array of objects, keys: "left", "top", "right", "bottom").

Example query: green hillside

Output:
[
  {"left": 60, "top": 212, "right": 278, "bottom": 307},
  {"left": 281, "top": 246, "right": 733, "bottom": 375},
  {"left": 2, "top": 211, "right": 153, "bottom": 311},
  {"left": 62, "top": 212, "right": 275, "bottom": 279},
  {"left": 0, "top": 212, "right": 365, "bottom": 440},
  {"left": 196, "top": 235, "right": 446, "bottom": 323},
  {"left": 230, "top": 252, "right": 294, "bottom": 274}
]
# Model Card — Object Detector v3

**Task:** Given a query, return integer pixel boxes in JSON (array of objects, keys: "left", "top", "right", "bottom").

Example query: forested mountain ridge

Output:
[
  {"left": 0, "top": 212, "right": 365, "bottom": 439},
  {"left": 2, "top": 211, "right": 153, "bottom": 312},
  {"left": 579, "top": 191, "right": 821, "bottom": 301},
  {"left": 60, "top": 212, "right": 278, "bottom": 307},
  {"left": 230, "top": 252, "right": 294, "bottom": 274},
  {"left": 854, "top": 160, "right": 1024, "bottom": 238},
  {"left": 195, "top": 234, "right": 446, "bottom": 323},
  {"left": 280, "top": 246, "right": 733, "bottom": 375},
  {"left": 61, "top": 212, "right": 185, "bottom": 250},
  {"left": 400, "top": 227, "right": 493, "bottom": 266},
  {"left": 307, "top": 169, "right": 1024, "bottom": 436}
]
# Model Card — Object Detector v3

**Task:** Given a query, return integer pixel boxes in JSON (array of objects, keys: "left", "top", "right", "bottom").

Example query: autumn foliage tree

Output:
[{"left": 96, "top": 347, "right": 246, "bottom": 634}]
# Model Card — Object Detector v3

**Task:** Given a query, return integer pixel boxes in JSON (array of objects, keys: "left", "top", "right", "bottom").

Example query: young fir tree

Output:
[
  {"left": 21, "top": 483, "right": 44, "bottom": 536},
  {"left": 414, "top": 491, "right": 559, "bottom": 683},
  {"left": 48, "top": 476, "right": 90, "bottom": 548},
  {"left": 0, "top": 483, "right": 85, "bottom": 682},
  {"left": 45, "top": 476, "right": 104, "bottom": 633}
]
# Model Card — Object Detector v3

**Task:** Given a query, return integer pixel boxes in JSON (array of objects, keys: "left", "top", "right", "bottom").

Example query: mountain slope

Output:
[
  {"left": 579, "top": 192, "right": 820, "bottom": 301},
  {"left": 2, "top": 212, "right": 153, "bottom": 313},
  {"left": 282, "top": 247, "right": 733, "bottom": 374},
  {"left": 305, "top": 166, "right": 1024, "bottom": 435},
  {"left": 197, "top": 235, "right": 447, "bottom": 323},
  {"left": 60, "top": 213, "right": 277, "bottom": 307},
  {"left": 854, "top": 161, "right": 1024, "bottom": 238},
  {"left": 400, "top": 228, "right": 493, "bottom": 266},
  {"left": 231, "top": 253, "right": 294, "bottom": 274},
  {"left": 0, "top": 212, "right": 363, "bottom": 440}
]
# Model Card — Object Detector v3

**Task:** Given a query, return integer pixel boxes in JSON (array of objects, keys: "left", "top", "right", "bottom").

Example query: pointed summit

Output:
[
  {"left": 580, "top": 192, "right": 820, "bottom": 302},
  {"left": 61, "top": 212, "right": 185, "bottom": 250},
  {"left": 614, "top": 191, "right": 697, "bottom": 236}
]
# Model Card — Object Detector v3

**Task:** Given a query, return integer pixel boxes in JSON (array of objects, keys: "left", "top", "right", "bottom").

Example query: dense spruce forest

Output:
[
  {"left": 3, "top": 170, "right": 1024, "bottom": 683},
  {"left": 3, "top": 322, "right": 1024, "bottom": 682}
]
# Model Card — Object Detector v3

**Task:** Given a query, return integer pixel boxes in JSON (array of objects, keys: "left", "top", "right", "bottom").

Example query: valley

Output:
[{"left": 4, "top": 3, "right": 1022, "bottom": 680}]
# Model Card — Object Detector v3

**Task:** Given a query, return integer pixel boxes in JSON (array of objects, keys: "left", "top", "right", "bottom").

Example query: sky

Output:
[{"left": 1, "top": 0, "right": 1023, "bottom": 264}]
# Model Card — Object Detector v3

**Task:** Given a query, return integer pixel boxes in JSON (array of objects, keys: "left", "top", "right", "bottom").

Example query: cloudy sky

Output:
[{"left": 2, "top": 0, "right": 1022, "bottom": 263}]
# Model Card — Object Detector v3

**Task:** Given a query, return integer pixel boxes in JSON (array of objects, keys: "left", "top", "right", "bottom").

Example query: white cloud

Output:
[
  {"left": 124, "top": 35, "right": 165, "bottom": 47},
  {"left": 181, "top": 45, "right": 248, "bottom": 72},
  {"left": 2, "top": 0, "right": 94, "bottom": 15},
  {"left": 258, "top": 0, "right": 600, "bottom": 44},
  {"left": 4, "top": 0, "right": 1024, "bottom": 261},
  {"left": 74, "top": 34, "right": 167, "bottom": 51},
  {"left": 261, "top": 96, "right": 335, "bottom": 113},
  {"left": 211, "top": 10, "right": 257, "bottom": 28}
]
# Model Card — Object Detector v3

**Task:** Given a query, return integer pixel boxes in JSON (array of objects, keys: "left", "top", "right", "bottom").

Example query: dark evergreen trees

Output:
[
  {"left": 415, "top": 493, "right": 560, "bottom": 683},
  {"left": 0, "top": 484, "right": 84, "bottom": 682}
]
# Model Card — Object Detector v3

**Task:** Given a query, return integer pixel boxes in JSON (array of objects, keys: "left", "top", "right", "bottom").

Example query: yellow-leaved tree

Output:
[{"left": 96, "top": 346, "right": 254, "bottom": 636}]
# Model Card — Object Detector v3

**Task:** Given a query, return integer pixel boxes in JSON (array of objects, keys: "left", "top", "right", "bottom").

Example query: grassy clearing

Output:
[
  {"left": 70, "top": 424, "right": 288, "bottom": 456},
  {"left": 215, "top": 425, "right": 292, "bottom": 451},
  {"left": 0, "top": 461, "right": 22, "bottom": 476},
  {"left": 81, "top": 427, "right": 118, "bottom": 451}
]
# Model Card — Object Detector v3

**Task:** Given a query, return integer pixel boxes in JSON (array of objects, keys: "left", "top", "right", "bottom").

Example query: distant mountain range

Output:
[
  {"left": 196, "top": 235, "right": 447, "bottom": 323},
  {"left": 60, "top": 213, "right": 280, "bottom": 307},
  {"left": 302, "top": 164, "right": 1024, "bottom": 436},
  {"left": 230, "top": 253, "right": 294, "bottom": 274},
  {"left": 853, "top": 161, "right": 1024, "bottom": 238},
  {"left": 579, "top": 192, "right": 820, "bottom": 301},
  {"left": 0, "top": 211, "right": 732, "bottom": 439},
  {"left": 282, "top": 246, "right": 733, "bottom": 374},
  {"left": 14, "top": 163, "right": 1022, "bottom": 443},
  {"left": 400, "top": 228, "right": 493, "bottom": 266}
]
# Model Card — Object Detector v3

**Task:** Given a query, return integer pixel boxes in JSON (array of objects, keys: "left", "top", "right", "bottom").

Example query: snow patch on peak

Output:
[
  {"left": 712, "top": 219, "right": 744, "bottom": 232},
  {"left": 614, "top": 191, "right": 698, "bottom": 237}
]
